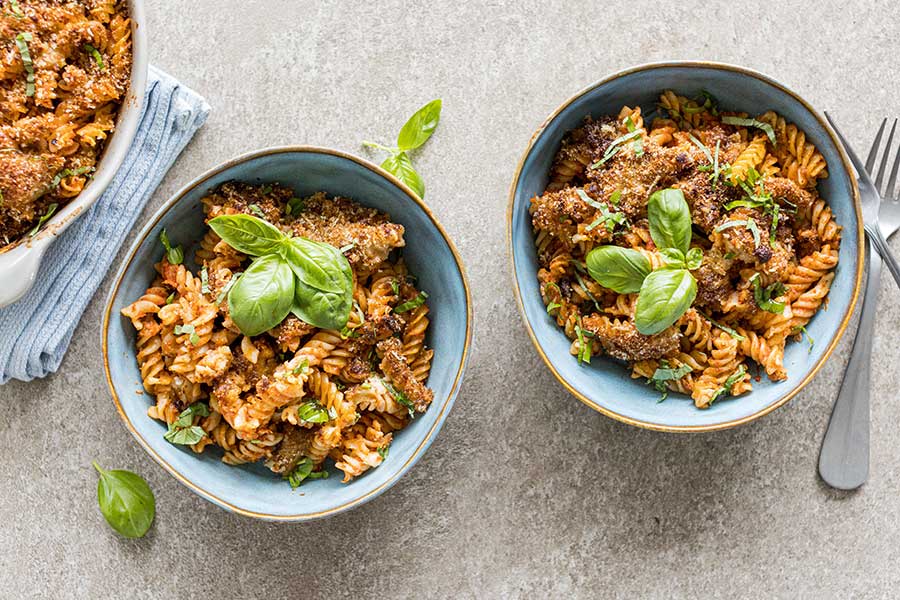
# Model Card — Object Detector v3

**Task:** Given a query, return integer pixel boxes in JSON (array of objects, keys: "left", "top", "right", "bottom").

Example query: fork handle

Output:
[
  {"left": 867, "top": 225, "right": 900, "bottom": 288},
  {"left": 818, "top": 236, "right": 878, "bottom": 489}
]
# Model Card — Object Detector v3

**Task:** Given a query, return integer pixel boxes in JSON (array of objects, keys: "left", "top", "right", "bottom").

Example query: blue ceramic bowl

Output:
[
  {"left": 508, "top": 62, "right": 863, "bottom": 432},
  {"left": 103, "top": 147, "right": 472, "bottom": 520}
]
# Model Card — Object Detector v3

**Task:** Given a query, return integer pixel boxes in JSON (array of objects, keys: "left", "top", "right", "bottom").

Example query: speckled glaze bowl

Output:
[
  {"left": 508, "top": 62, "right": 863, "bottom": 432},
  {"left": 103, "top": 147, "right": 472, "bottom": 520}
]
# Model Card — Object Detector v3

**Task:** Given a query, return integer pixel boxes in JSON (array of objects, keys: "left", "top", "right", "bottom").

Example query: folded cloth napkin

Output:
[{"left": 0, "top": 65, "right": 210, "bottom": 384}]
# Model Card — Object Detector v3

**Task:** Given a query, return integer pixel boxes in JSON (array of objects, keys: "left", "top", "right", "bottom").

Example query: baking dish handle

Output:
[{"left": 0, "top": 238, "right": 50, "bottom": 308}]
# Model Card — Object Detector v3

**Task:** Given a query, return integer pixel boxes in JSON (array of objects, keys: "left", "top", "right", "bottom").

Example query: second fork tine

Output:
[
  {"left": 867, "top": 118, "right": 888, "bottom": 172},
  {"left": 875, "top": 119, "right": 897, "bottom": 192},
  {"left": 888, "top": 128, "right": 900, "bottom": 201}
]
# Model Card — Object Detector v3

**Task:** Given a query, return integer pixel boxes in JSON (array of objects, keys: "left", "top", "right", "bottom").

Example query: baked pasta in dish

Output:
[
  {"left": 531, "top": 90, "right": 839, "bottom": 408},
  {"left": 121, "top": 182, "right": 435, "bottom": 485},
  {"left": 0, "top": 0, "right": 132, "bottom": 247}
]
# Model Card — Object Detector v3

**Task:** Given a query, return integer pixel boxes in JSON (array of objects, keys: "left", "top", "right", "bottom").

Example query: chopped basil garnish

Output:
[
  {"left": 50, "top": 165, "right": 94, "bottom": 188},
  {"left": 715, "top": 219, "right": 761, "bottom": 248},
  {"left": 546, "top": 301, "right": 561, "bottom": 314},
  {"left": 577, "top": 190, "right": 627, "bottom": 233},
  {"left": 647, "top": 360, "right": 693, "bottom": 402},
  {"left": 214, "top": 274, "right": 239, "bottom": 306},
  {"left": 159, "top": 229, "right": 184, "bottom": 265},
  {"left": 85, "top": 44, "right": 105, "bottom": 70},
  {"left": 260, "top": 185, "right": 273, "bottom": 195},
  {"left": 200, "top": 266, "right": 210, "bottom": 294},
  {"left": 793, "top": 325, "right": 814, "bottom": 353},
  {"left": 383, "top": 379, "right": 415, "bottom": 417},
  {"left": 28, "top": 203, "right": 57, "bottom": 236},
  {"left": 394, "top": 291, "right": 428, "bottom": 313},
  {"left": 9, "top": 0, "right": 24, "bottom": 18},
  {"left": 163, "top": 403, "right": 209, "bottom": 445},
  {"left": 285, "top": 458, "right": 330, "bottom": 489},
  {"left": 291, "top": 358, "right": 309, "bottom": 376},
  {"left": 165, "top": 292, "right": 175, "bottom": 305},
  {"left": 700, "top": 313, "right": 746, "bottom": 341},
  {"left": 390, "top": 279, "right": 400, "bottom": 295},
  {"left": 294, "top": 401, "right": 329, "bottom": 424},
  {"left": 591, "top": 130, "right": 643, "bottom": 168},
  {"left": 248, "top": 204, "right": 266, "bottom": 219},
  {"left": 339, "top": 243, "right": 355, "bottom": 253},
  {"left": 14, "top": 32, "right": 35, "bottom": 97},
  {"left": 609, "top": 189, "right": 622, "bottom": 205},
  {"left": 710, "top": 365, "right": 747, "bottom": 405},
  {"left": 721, "top": 116, "right": 776, "bottom": 146},
  {"left": 173, "top": 323, "right": 200, "bottom": 345},
  {"left": 378, "top": 444, "right": 390, "bottom": 460},
  {"left": 624, "top": 116, "right": 644, "bottom": 157},
  {"left": 285, "top": 197, "right": 305, "bottom": 215},
  {"left": 574, "top": 322, "right": 592, "bottom": 365},
  {"left": 750, "top": 274, "right": 786, "bottom": 314}
]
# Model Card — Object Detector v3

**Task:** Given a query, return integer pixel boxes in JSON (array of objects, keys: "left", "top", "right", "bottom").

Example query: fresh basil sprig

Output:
[
  {"left": 585, "top": 188, "right": 700, "bottom": 335},
  {"left": 586, "top": 246, "right": 650, "bottom": 294},
  {"left": 209, "top": 214, "right": 352, "bottom": 335},
  {"left": 92, "top": 462, "right": 155, "bottom": 538},
  {"left": 363, "top": 99, "right": 442, "bottom": 198}
]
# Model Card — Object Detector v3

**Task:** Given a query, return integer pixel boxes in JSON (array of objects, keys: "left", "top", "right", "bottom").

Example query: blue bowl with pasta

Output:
[
  {"left": 103, "top": 146, "right": 471, "bottom": 520},
  {"left": 508, "top": 62, "right": 863, "bottom": 432}
]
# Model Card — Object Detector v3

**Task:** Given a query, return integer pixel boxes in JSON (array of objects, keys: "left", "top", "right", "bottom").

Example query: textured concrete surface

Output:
[{"left": 3, "top": 1, "right": 900, "bottom": 598}]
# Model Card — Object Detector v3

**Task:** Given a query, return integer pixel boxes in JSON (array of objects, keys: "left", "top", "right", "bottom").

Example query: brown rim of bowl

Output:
[
  {"left": 506, "top": 60, "right": 864, "bottom": 433},
  {"left": 102, "top": 145, "right": 473, "bottom": 520}
]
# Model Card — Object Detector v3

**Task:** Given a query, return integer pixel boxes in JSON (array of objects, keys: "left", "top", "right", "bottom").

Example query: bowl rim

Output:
[
  {"left": 506, "top": 60, "right": 864, "bottom": 433},
  {"left": 101, "top": 145, "right": 473, "bottom": 520}
]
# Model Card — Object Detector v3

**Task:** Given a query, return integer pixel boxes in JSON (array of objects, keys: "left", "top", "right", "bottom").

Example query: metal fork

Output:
[{"left": 819, "top": 118, "right": 900, "bottom": 490}]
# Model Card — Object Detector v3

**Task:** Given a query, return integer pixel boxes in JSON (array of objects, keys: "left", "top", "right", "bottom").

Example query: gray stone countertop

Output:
[{"left": 3, "top": 1, "right": 900, "bottom": 598}]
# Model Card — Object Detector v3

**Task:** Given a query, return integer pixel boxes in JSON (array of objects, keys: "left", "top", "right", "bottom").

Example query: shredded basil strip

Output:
[
  {"left": 591, "top": 130, "right": 643, "bottom": 168},
  {"left": 158, "top": 229, "right": 184, "bottom": 265},
  {"left": 28, "top": 203, "right": 57, "bottom": 236},
  {"left": 715, "top": 219, "right": 761, "bottom": 248},
  {"left": 721, "top": 116, "right": 776, "bottom": 146},
  {"left": 215, "top": 274, "right": 239, "bottom": 306},
  {"left": 710, "top": 365, "right": 747, "bottom": 405},
  {"left": 248, "top": 204, "right": 266, "bottom": 219},
  {"left": 701, "top": 313, "right": 746, "bottom": 341},
  {"left": 295, "top": 401, "right": 329, "bottom": 424},
  {"left": 15, "top": 32, "right": 34, "bottom": 97},
  {"left": 750, "top": 274, "right": 786, "bottom": 314},
  {"left": 394, "top": 291, "right": 428, "bottom": 313},
  {"left": 51, "top": 166, "right": 94, "bottom": 188},
  {"left": 384, "top": 379, "right": 415, "bottom": 417},
  {"left": 200, "top": 266, "right": 210, "bottom": 294},
  {"left": 574, "top": 323, "right": 591, "bottom": 364},
  {"left": 648, "top": 360, "right": 693, "bottom": 402},
  {"left": 85, "top": 44, "right": 105, "bottom": 70},
  {"left": 9, "top": 0, "right": 24, "bottom": 17},
  {"left": 285, "top": 457, "right": 329, "bottom": 489}
]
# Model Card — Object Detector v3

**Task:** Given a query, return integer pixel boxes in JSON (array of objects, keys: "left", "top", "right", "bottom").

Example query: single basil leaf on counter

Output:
[
  {"left": 227, "top": 254, "right": 294, "bottom": 337},
  {"left": 209, "top": 214, "right": 287, "bottom": 256},
  {"left": 635, "top": 268, "right": 697, "bottom": 335},
  {"left": 397, "top": 99, "right": 442, "bottom": 151},
  {"left": 585, "top": 245, "right": 651, "bottom": 294},
  {"left": 281, "top": 237, "right": 352, "bottom": 295},
  {"left": 685, "top": 247, "right": 703, "bottom": 270},
  {"left": 382, "top": 152, "right": 425, "bottom": 198},
  {"left": 92, "top": 462, "right": 155, "bottom": 539},
  {"left": 658, "top": 247, "right": 686, "bottom": 269},
  {"left": 648, "top": 188, "right": 692, "bottom": 255}
]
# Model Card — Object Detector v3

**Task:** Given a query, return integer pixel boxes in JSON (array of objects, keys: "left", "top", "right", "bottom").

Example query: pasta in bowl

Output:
[
  {"left": 508, "top": 63, "right": 862, "bottom": 431},
  {"left": 104, "top": 147, "right": 471, "bottom": 519}
]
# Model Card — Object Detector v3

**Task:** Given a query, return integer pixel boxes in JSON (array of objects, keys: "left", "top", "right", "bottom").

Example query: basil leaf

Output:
[
  {"left": 92, "top": 462, "right": 155, "bottom": 538},
  {"left": 586, "top": 246, "right": 651, "bottom": 294},
  {"left": 28, "top": 203, "right": 57, "bottom": 237},
  {"left": 14, "top": 32, "right": 34, "bottom": 97},
  {"left": 159, "top": 229, "right": 183, "bottom": 265},
  {"left": 172, "top": 403, "right": 209, "bottom": 429},
  {"left": 721, "top": 116, "right": 776, "bottom": 146},
  {"left": 648, "top": 188, "right": 692, "bottom": 255},
  {"left": 634, "top": 268, "right": 697, "bottom": 335},
  {"left": 228, "top": 254, "right": 295, "bottom": 336},
  {"left": 85, "top": 44, "right": 105, "bottom": 70},
  {"left": 291, "top": 276, "right": 353, "bottom": 330},
  {"left": 394, "top": 291, "right": 428, "bottom": 313},
  {"left": 382, "top": 152, "right": 425, "bottom": 198},
  {"left": 209, "top": 214, "right": 287, "bottom": 256},
  {"left": 295, "top": 401, "right": 330, "bottom": 424},
  {"left": 685, "top": 247, "right": 703, "bottom": 270},
  {"left": 750, "top": 273, "right": 786, "bottom": 314},
  {"left": 659, "top": 247, "right": 686, "bottom": 268},
  {"left": 281, "top": 237, "right": 351, "bottom": 295},
  {"left": 397, "top": 99, "right": 442, "bottom": 151}
]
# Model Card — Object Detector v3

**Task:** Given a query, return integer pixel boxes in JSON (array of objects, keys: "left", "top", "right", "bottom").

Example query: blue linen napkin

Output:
[{"left": 0, "top": 65, "right": 210, "bottom": 384}]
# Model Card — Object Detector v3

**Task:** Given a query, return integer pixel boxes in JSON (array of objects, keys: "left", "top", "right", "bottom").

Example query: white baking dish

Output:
[{"left": 0, "top": 0, "right": 148, "bottom": 307}]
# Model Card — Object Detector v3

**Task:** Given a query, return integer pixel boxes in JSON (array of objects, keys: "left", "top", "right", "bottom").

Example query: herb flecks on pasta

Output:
[
  {"left": 122, "top": 182, "right": 435, "bottom": 484},
  {"left": 0, "top": 0, "right": 133, "bottom": 248},
  {"left": 531, "top": 93, "right": 839, "bottom": 408}
]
